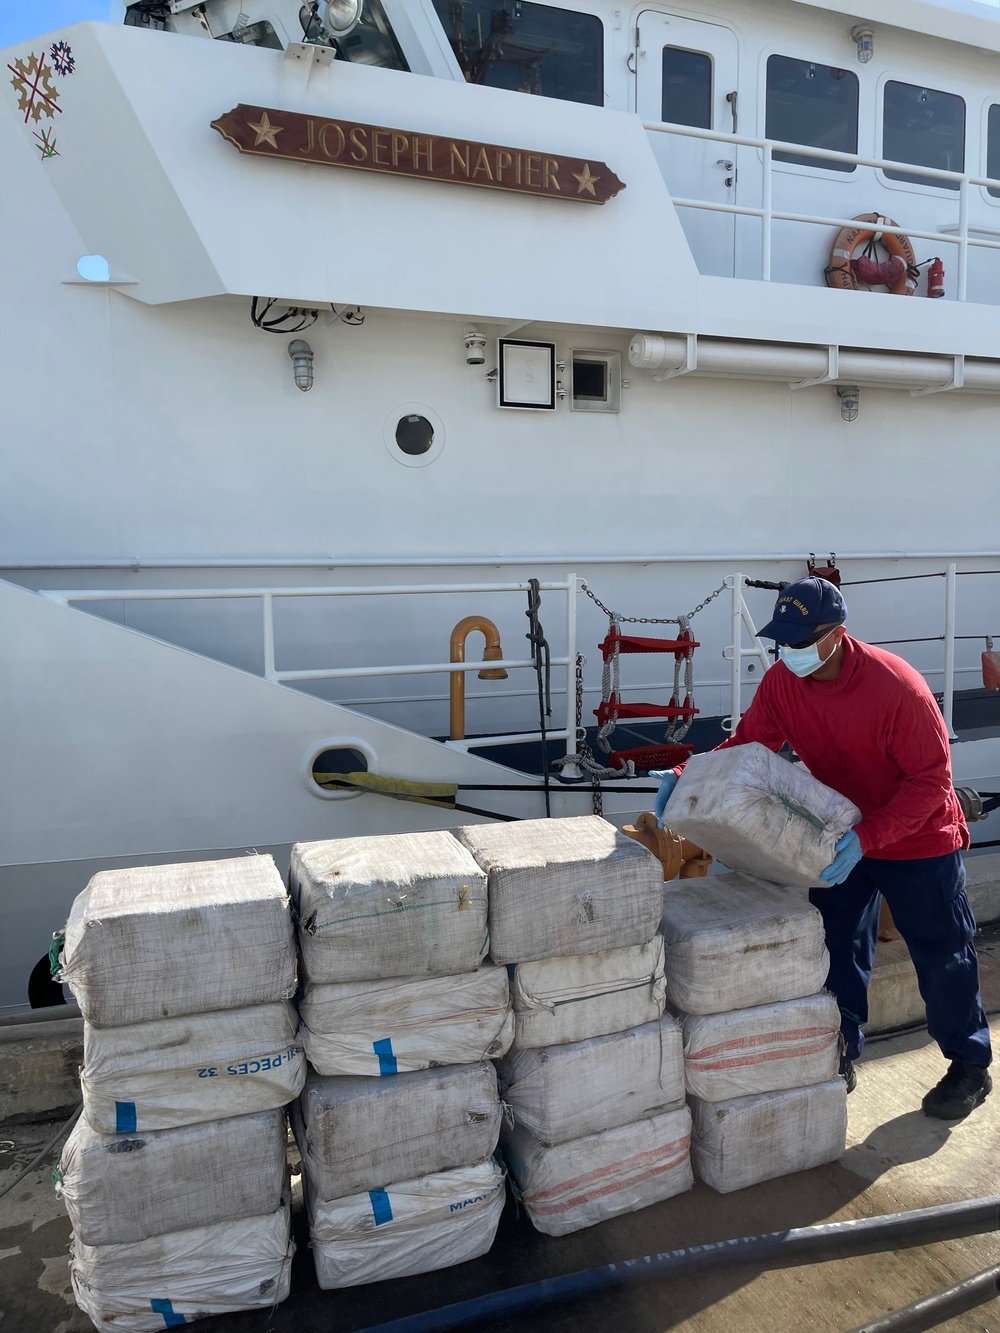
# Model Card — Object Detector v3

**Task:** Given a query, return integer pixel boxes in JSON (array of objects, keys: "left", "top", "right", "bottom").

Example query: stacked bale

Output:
[
  {"left": 661, "top": 872, "right": 847, "bottom": 1195},
  {"left": 455, "top": 816, "right": 692, "bottom": 1236},
  {"left": 55, "top": 856, "right": 299, "bottom": 1330},
  {"left": 289, "top": 830, "right": 510, "bottom": 1288}
]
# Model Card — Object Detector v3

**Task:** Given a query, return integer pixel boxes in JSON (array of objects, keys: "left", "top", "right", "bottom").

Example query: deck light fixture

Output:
[
  {"left": 850, "top": 24, "right": 874, "bottom": 64},
  {"left": 288, "top": 339, "right": 315, "bottom": 391},
  {"left": 325, "top": 0, "right": 363, "bottom": 36},
  {"left": 464, "top": 329, "right": 487, "bottom": 365},
  {"left": 836, "top": 384, "right": 860, "bottom": 421}
]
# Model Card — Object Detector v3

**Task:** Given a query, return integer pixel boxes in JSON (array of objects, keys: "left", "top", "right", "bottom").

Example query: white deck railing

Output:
[
  {"left": 41, "top": 577, "right": 580, "bottom": 760},
  {"left": 39, "top": 558, "right": 981, "bottom": 755},
  {"left": 643, "top": 119, "right": 1000, "bottom": 299}
]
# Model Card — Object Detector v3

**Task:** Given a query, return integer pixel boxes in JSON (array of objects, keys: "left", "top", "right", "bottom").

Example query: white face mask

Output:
[{"left": 778, "top": 628, "right": 838, "bottom": 678}]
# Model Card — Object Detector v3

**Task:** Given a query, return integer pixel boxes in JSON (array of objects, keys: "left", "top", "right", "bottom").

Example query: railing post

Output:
[
  {"left": 958, "top": 179, "right": 969, "bottom": 303},
  {"left": 564, "top": 574, "right": 581, "bottom": 776},
  {"left": 723, "top": 573, "right": 743, "bottom": 733},
  {"left": 262, "top": 592, "right": 276, "bottom": 681},
  {"left": 943, "top": 563, "right": 957, "bottom": 739},
  {"left": 762, "top": 143, "right": 773, "bottom": 282}
]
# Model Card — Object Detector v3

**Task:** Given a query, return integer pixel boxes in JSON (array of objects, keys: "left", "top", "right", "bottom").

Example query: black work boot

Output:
[
  {"left": 839, "top": 1038, "right": 857, "bottom": 1095},
  {"left": 922, "top": 1062, "right": 992, "bottom": 1120}
]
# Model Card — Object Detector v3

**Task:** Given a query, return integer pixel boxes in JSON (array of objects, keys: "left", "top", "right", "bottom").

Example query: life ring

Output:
[{"left": 826, "top": 213, "right": 918, "bottom": 295}]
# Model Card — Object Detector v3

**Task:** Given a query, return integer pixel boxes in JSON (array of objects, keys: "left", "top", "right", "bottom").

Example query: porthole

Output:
[
  {"left": 383, "top": 402, "right": 446, "bottom": 467},
  {"left": 396, "top": 414, "right": 434, "bottom": 455},
  {"left": 76, "top": 255, "right": 111, "bottom": 282},
  {"left": 304, "top": 738, "right": 378, "bottom": 799}
]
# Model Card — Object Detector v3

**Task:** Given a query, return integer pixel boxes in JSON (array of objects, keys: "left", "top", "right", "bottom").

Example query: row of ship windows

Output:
[
  {"left": 430, "top": 2, "right": 995, "bottom": 191},
  {"left": 668, "top": 50, "right": 982, "bottom": 191}
]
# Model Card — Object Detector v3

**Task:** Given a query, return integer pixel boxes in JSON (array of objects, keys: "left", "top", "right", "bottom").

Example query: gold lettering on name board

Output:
[
  {"left": 210, "top": 106, "right": 626, "bottom": 205},
  {"left": 472, "top": 147, "right": 494, "bottom": 181},
  {"left": 372, "top": 130, "right": 391, "bottom": 166},
  {"left": 349, "top": 126, "right": 369, "bottom": 162},
  {"left": 319, "top": 121, "right": 345, "bottom": 159}
]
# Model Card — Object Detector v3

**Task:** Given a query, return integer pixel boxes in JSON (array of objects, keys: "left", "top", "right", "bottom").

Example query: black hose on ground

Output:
[
  {"left": 845, "top": 1263, "right": 1000, "bottom": 1332},
  {"left": 354, "top": 1197, "right": 1000, "bottom": 1333}
]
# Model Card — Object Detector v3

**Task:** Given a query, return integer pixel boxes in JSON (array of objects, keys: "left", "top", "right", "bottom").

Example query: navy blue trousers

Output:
[{"left": 808, "top": 852, "right": 992, "bottom": 1067}]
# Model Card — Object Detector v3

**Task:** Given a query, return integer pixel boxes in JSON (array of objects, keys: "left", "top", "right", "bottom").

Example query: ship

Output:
[{"left": 3, "top": 0, "right": 1000, "bottom": 1016}]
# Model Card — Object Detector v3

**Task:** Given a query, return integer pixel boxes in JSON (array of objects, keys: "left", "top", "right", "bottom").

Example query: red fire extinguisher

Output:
[{"left": 927, "top": 257, "right": 945, "bottom": 298}]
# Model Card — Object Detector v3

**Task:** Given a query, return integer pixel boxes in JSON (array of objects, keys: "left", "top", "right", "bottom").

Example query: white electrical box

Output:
[{"left": 497, "top": 339, "right": 556, "bottom": 411}]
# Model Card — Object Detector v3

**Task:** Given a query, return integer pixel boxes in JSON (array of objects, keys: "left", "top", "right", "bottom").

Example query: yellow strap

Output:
[{"left": 313, "top": 770, "right": 459, "bottom": 808}]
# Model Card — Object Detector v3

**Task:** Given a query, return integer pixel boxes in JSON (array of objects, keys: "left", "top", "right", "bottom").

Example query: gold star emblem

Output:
[
  {"left": 247, "top": 111, "right": 283, "bottom": 149},
  {"left": 572, "top": 162, "right": 600, "bottom": 196}
]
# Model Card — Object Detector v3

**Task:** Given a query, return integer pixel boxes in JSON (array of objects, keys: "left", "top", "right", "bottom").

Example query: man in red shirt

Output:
[{"left": 654, "top": 576, "right": 992, "bottom": 1119}]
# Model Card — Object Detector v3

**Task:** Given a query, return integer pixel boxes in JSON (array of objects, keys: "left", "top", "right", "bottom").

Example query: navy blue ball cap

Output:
[{"left": 758, "top": 576, "right": 847, "bottom": 645}]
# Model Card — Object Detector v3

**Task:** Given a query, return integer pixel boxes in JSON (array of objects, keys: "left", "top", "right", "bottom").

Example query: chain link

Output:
[{"left": 580, "top": 579, "right": 728, "bottom": 625}]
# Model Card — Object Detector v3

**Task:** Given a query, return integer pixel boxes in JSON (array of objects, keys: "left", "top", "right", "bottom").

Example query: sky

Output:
[{"left": 0, "top": 1, "right": 110, "bottom": 49}]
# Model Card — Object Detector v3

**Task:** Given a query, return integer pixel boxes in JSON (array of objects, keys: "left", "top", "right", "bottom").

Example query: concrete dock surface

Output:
[{"left": 4, "top": 945, "right": 1000, "bottom": 1333}]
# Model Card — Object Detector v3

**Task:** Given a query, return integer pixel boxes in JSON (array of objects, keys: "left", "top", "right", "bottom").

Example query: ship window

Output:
[
  {"left": 882, "top": 81, "right": 964, "bottom": 190},
  {"left": 985, "top": 104, "right": 1000, "bottom": 197},
  {"left": 661, "top": 47, "right": 712, "bottom": 129},
  {"left": 766, "top": 55, "right": 858, "bottom": 172},
  {"left": 431, "top": 1, "right": 603, "bottom": 107},
  {"left": 395, "top": 415, "right": 434, "bottom": 456}
]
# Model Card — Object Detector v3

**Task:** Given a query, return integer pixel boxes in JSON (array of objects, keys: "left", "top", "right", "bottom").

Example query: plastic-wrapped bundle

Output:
[
  {"left": 454, "top": 816, "right": 663, "bottom": 964},
  {"left": 57, "top": 1108, "right": 287, "bottom": 1246},
  {"left": 57, "top": 856, "right": 295, "bottom": 1027},
  {"left": 70, "top": 1203, "right": 293, "bottom": 1332},
  {"left": 663, "top": 743, "right": 861, "bottom": 886},
  {"left": 307, "top": 1160, "right": 506, "bottom": 1289},
  {"left": 503, "top": 1106, "right": 693, "bottom": 1237},
  {"left": 295, "top": 1062, "right": 501, "bottom": 1202},
  {"left": 690, "top": 1079, "right": 847, "bottom": 1193},
  {"left": 299, "top": 966, "right": 513, "bottom": 1077},
  {"left": 510, "top": 939, "right": 666, "bottom": 1050},
  {"left": 682, "top": 992, "right": 841, "bottom": 1101},
  {"left": 660, "top": 874, "right": 829, "bottom": 1014},
  {"left": 499, "top": 1016, "right": 684, "bottom": 1146},
  {"left": 81, "top": 1001, "right": 304, "bottom": 1133},
  {"left": 290, "top": 831, "right": 488, "bottom": 982}
]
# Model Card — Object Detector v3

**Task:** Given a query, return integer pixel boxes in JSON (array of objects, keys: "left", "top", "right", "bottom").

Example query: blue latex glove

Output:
[
  {"left": 649, "top": 770, "right": 679, "bottom": 827},
  {"left": 820, "top": 829, "right": 863, "bottom": 885}
]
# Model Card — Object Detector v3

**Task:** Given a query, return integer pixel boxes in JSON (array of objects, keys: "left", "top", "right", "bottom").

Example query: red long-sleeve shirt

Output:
[{"left": 713, "top": 635, "right": 967, "bottom": 860}]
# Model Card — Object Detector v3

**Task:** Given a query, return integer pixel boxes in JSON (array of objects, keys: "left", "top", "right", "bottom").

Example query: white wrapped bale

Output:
[
  {"left": 307, "top": 1160, "right": 506, "bottom": 1289},
  {"left": 511, "top": 938, "right": 666, "bottom": 1050},
  {"left": 454, "top": 816, "right": 663, "bottom": 964},
  {"left": 663, "top": 743, "right": 861, "bottom": 886},
  {"left": 291, "top": 831, "right": 488, "bottom": 982},
  {"left": 57, "top": 1108, "right": 287, "bottom": 1246},
  {"left": 70, "top": 1204, "right": 293, "bottom": 1332},
  {"left": 690, "top": 1079, "right": 847, "bottom": 1194},
  {"left": 81, "top": 1001, "right": 305, "bottom": 1133},
  {"left": 682, "top": 993, "right": 841, "bottom": 1102},
  {"left": 58, "top": 856, "right": 295, "bottom": 1028},
  {"left": 295, "top": 1062, "right": 501, "bottom": 1202},
  {"left": 499, "top": 1016, "right": 684, "bottom": 1146},
  {"left": 660, "top": 874, "right": 829, "bottom": 1014},
  {"left": 299, "top": 966, "right": 513, "bottom": 1077},
  {"left": 503, "top": 1107, "right": 693, "bottom": 1237}
]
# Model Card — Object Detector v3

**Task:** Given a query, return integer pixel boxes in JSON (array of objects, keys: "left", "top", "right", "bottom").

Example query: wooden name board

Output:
[{"left": 211, "top": 104, "right": 625, "bottom": 205}]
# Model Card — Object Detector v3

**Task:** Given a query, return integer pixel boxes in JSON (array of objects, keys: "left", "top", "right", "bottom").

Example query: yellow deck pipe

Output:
[{"left": 449, "top": 616, "right": 508, "bottom": 741}]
